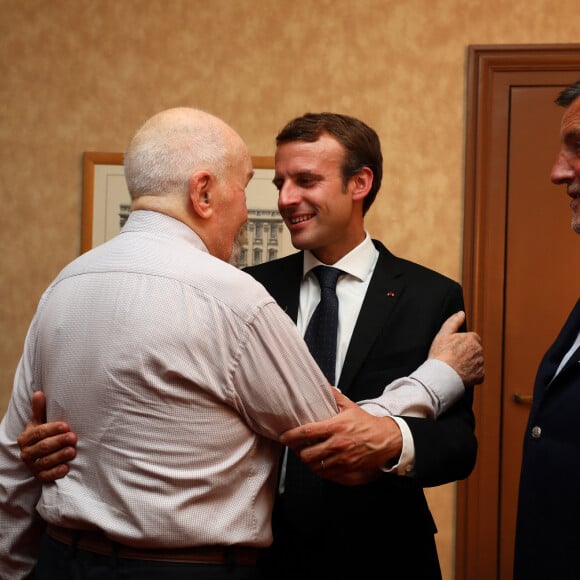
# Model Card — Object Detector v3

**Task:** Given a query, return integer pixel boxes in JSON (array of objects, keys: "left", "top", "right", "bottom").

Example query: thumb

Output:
[
  {"left": 30, "top": 391, "right": 47, "bottom": 426},
  {"left": 437, "top": 310, "right": 465, "bottom": 337},
  {"left": 331, "top": 387, "right": 357, "bottom": 412}
]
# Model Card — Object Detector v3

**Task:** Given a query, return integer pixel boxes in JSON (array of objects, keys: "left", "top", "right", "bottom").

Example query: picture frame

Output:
[{"left": 81, "top": 152, "right": 294, "bottom": 268}]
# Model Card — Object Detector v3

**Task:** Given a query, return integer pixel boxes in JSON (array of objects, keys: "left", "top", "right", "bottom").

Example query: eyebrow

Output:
[{"left": 563, "top": 126, "right": 580, "bottom": 142}]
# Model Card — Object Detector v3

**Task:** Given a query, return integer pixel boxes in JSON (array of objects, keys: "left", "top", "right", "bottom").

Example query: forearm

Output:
[{"left": 358, "top": 359, "right": 464, "bottom": 419}]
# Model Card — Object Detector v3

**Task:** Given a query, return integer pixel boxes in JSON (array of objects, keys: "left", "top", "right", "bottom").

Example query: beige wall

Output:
[{"left": 2, "top": 1, "right": 580, "bottom": 578}]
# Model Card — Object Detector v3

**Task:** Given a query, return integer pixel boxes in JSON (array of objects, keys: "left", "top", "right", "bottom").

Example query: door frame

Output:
[{"left": 457, "top": 44, "right": 580, "bottom": 580}]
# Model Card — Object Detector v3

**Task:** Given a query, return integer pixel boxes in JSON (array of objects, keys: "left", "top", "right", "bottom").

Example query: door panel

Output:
[{"left": 458, "top": 45, "right": 580, "bottom": 580}]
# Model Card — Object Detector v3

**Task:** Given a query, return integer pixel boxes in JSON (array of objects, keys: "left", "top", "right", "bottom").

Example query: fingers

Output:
[
  {"left": 299, "top": 417, "right": 401, "bottom": 484},
  {"left": 30, "top": 391, "right": 47, "bottom": 426},
  {"left": 22, "top": 438, "right": 77, "bottom": 482},
  {"left": 299, "top": 415, "right": 400, "bottom": 470},
  {"left": 19, "top": 430, "right": 77, "bottom": 473},
  {"left": 467, "top": 356, "right": 486, "bottom": 386},
  {"left": 17, "top": 391, "right": 78, "bottom": 482},
  {"left": 280, "top": 390, "right": 357, "bottom": 448},
  {"left": 34, "top": 464, "right": 71, "bottom": 484},
  {"left": 428, "top": 311, "right": 484, "bottom": 382},
  {"left": 441, "top": 334, "right": 485, "bottom": 386},
  {"left": 331, "top": 388, "right": 357, "bottom": 412},
  {"left": 17, "top": 421, "right": 71, "bottom": 448},
  {"left": 280, "top": 422, "right": 327, "bottom": 448},
  {"left": 30, "top": 440, "right": 77, "bottom": 472},
  {"left": 437, "top": 310, "right": 466, "bottom": 336}
]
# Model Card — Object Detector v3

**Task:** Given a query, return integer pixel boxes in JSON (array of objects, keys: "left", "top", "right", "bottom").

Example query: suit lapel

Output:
[
  {"left": 559, "top": 342, "right": 580, "bottom": 377},
  {"left": 338, "top": 241, "right": 403, "bottom": 392},
  {"left": 536, "top": 298, "right": 580, "bottom": 391}
]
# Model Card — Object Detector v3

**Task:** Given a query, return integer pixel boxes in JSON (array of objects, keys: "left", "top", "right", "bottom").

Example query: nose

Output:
[
  {"left": 550, "top": 151, "right": 574, "bottom": 185},
  {"left": 277, "top": 181, "right": 300, "bottom": 209}
]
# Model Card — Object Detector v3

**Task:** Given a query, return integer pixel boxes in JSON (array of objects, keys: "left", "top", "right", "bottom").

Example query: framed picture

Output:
[{"left": 81, "top": 152, "right": 294, "bottom": 268}]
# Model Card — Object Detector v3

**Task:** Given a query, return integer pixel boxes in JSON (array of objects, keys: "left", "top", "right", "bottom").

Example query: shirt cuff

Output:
[{"left": 381, "top": 416, "right": 415, "bottom": 476}]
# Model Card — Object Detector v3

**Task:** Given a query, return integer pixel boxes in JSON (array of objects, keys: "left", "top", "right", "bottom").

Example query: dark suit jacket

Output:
[
  {"left": 245, "top": 240, "right": 477, "bottom": 579},
  {"left": 514, "top": 298, "right": 580, "bottom": 580}
]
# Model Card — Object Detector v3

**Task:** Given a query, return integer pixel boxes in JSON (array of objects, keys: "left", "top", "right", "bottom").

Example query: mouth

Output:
[{"left": 287, "top": 213, "right": 315, "bottom": 225}]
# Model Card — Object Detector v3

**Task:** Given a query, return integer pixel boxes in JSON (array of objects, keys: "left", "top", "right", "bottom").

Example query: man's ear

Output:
[
  {"left": 189, "top": 171, "right": 213, "bottom": 219},
  {"left": 350, "top": 166, "right": 373, "bottom": 202}
]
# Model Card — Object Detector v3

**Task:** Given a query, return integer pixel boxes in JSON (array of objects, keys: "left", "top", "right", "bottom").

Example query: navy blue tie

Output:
[
  {"left": 304, "top": 266, "right": 343, "bottom": 385},
  {"left": 280, "top": 265, "right": 344, "bottom": 516}
]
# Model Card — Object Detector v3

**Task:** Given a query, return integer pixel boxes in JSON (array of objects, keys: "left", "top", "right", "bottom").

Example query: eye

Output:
[
  {"left": 564, "top": 132, "right": 580, "bottom": 155},
  {"left": 296, "top": 174, "right": 318, "bottom": 188}
]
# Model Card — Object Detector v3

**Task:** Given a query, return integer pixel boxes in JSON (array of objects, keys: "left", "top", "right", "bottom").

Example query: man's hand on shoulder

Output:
[{"left": 429, "top": 311, "right": 485, "bottom": 387}]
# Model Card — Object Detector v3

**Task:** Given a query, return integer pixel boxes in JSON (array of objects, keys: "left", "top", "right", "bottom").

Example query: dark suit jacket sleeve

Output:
[
  {"left": 404, "top": 387, "right": 476, "bottom": 486},
  {"left": 401, "top": 280, "right": 476, "bottom": 487}
]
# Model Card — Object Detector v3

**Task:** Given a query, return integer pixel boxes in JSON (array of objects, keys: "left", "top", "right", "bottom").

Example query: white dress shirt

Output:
[{"left": 551, "top": 329, "right": 580, "bottom": 383}]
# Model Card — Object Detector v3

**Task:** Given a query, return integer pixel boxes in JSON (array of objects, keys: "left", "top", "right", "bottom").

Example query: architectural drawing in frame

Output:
[{"left": 82, "top": 152, "right": 293, "bottom": 267}]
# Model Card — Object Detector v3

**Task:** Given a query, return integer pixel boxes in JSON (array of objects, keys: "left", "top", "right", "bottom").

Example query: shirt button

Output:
[{"left": 531, "top": 425, "right": 542, "bottom": 439}]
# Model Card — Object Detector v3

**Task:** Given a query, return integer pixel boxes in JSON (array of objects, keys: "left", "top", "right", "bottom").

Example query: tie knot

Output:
[{"left": 312, "top": 266, "right": 343, "bottom": 290}]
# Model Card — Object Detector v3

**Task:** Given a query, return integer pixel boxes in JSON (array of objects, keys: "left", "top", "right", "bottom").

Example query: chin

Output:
[{"left": 289, "top": 231, "right": 315, "bottom": 251}]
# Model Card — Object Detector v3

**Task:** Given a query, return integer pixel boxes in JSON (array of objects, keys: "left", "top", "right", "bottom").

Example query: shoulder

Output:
[
  {"left": 372, "top": 239, "right": 461, "bottom": 289},
  {"left": 243, "top": 252, "right": 303, "bottom": 285},
  {"left": 209, "top": 257, "right": 275, "bottom": 302}
]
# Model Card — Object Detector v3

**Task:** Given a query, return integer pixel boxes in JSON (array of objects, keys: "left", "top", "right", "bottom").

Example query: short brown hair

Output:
[{"left": 276, "top": 112, "right": 383, "bottom": 215}]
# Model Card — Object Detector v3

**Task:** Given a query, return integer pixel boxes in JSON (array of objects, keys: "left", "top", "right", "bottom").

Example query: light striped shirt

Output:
[{"left": 0, "top": 210, "right": 339, "bottom": 579}]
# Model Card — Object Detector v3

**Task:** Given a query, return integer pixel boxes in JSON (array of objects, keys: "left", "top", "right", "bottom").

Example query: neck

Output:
[{"left": 131, "top": 195, "right": 193, "bottom": 225}]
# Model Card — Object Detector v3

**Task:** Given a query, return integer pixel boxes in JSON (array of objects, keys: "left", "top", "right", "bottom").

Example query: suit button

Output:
[{"left": 531, "top": 425, "right": 542, "bottom": 439}]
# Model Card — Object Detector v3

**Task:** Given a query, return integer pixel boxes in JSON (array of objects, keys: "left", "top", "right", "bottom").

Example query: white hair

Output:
[{"left": 124, "top": 107, "right": 237, "bottom": 200}]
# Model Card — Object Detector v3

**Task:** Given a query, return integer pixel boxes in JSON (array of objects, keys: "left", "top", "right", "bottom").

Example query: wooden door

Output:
[{"left": 457, "top": 45, "right": 580, "bottom": 580}]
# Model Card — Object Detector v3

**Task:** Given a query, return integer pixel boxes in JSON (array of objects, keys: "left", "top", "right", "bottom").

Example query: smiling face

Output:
[
  {"left": 273, "top": 134, "right": 369, "bottom": 264},
  {"left": 550, "top": 96, "right": 580, "bottom": 234}
]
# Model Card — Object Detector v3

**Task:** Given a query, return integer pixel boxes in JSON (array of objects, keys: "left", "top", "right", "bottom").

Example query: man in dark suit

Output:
[
  {"left": 244, "top": 113, "right": 478, "bottom": 579},
  {"left": 16, "top": 112, "right": 482, "bottom": 579},
  {"left": 513, "top": 81, "right": 580, "bottom": 580}
]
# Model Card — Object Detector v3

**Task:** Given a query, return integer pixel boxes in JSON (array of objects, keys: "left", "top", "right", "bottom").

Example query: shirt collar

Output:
[{"left": 303, "top": 233, "right": 378, "bottom": 282}]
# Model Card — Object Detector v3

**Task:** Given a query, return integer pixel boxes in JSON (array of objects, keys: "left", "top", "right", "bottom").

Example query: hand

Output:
[
  {"left": 18, "top": 391, "right": 77, "bottom": 483},
  {"left": 280, "top": 389, "right": 403, "bottom": 486},
  {"left": 428, "top": 311, "right": 484, "bottom": 386}
]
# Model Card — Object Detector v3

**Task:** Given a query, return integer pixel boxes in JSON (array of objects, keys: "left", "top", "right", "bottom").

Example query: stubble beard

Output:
[{"left": 228, "top": 225, "right": 247, "bottom": 266}]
